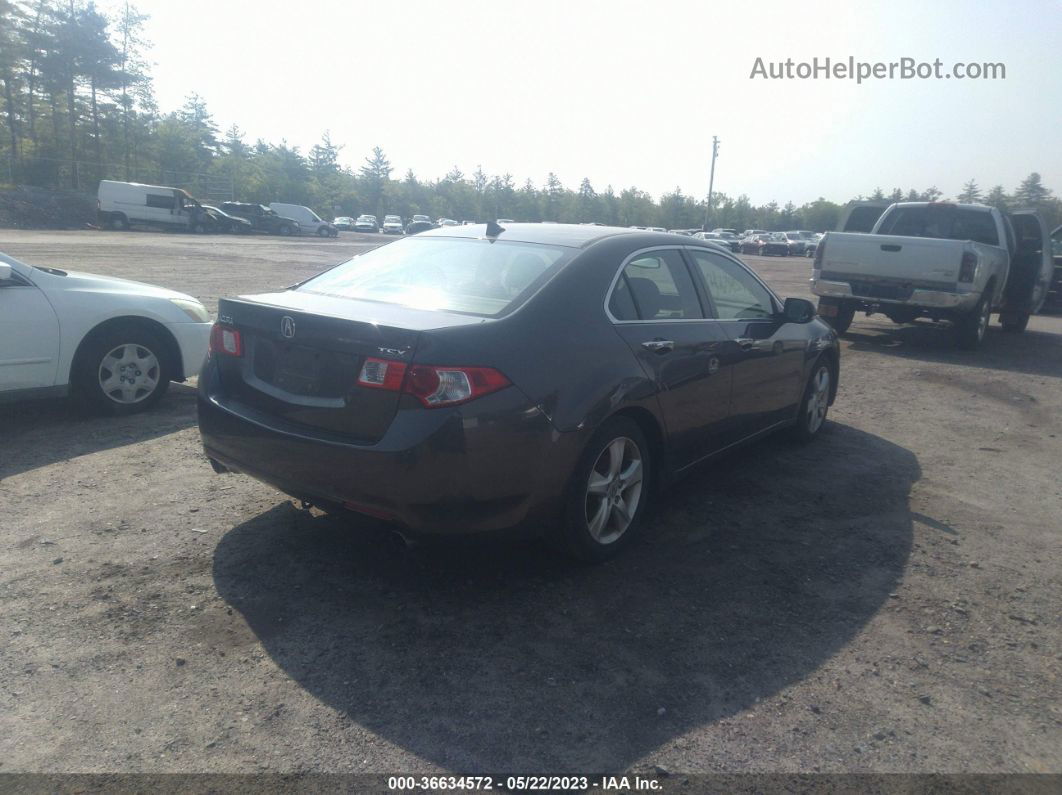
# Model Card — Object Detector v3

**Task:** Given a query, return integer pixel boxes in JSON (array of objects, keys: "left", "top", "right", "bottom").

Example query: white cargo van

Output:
[
  {"left": 97, "top": 180, "right": 209, "bottom": 232},
  {"left": 268, "top": 203, "right": 338, "bottom": 237}
]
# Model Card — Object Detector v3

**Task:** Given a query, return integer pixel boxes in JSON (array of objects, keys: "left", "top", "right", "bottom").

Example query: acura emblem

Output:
[{"left": 280, "top": 316, "right": 296, "bottom": 338}]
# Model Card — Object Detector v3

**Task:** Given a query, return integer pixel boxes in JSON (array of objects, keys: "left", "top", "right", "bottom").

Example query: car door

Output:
[
  {"left": 607, "top": 247, "right": 736, "bottom": 469},
  {"left": 0, "top": 263, "right": 60, "bottom": 391},
  {"left": 686, "top": 247, "right": 805, "bottom": 437}
]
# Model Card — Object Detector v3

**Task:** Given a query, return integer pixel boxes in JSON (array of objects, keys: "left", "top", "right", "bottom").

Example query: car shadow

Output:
[
  {"left": 0, "top": 382, "right": 198, "bottom": 481},
  {"left": 212, "top": 423, "right": 919, "bottom": 772},
  {"left": 842, "top": 320, "right": 1062, "bottom": 379}
]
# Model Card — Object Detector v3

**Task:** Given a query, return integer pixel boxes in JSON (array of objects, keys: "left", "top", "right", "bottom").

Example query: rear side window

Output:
[
  {"left": 877, "top": 206, "right": 999, "bottom": 246},
  {"left": 610, "top": 250, "right": 703, "bottom": 321},
  {"left": 300, "top": 237, "right": 571, "bottom": 318}
]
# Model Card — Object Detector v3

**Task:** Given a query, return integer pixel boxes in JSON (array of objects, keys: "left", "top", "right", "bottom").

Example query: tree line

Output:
[{"left": 1, "top": 0, "right": 1059, "bottom": 232}]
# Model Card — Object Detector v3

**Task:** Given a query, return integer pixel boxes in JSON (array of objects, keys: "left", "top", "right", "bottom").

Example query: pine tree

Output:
[
  {"left": 1013, "top": 172, "right": 1051, "bottom": 207},
  {"left": 984, "top": 185, "right": 1010, "bottom": 212},
  {"left": 957, "top": 179, "right": 982, "bottom": 203}
]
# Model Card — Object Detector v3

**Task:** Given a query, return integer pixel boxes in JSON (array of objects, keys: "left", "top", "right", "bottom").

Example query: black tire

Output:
[
  {"left": 72, "top": 323, "right": 173, "bottom": 416},
  {"left": 110, "top": 213, "right": 129, "bottom": 231},
  {"left": 278, "top": 225, "right": 293, "bottom": 237},
  {"left": 819, "top": 300, "right": 854, "bottom": 334},
  {"left": 317, "top": 226, "right": 330, "bottom": 237},
  {"left": 789, "top": 358, "right": 832, "bottom": 443},
  {"left": 191, "top": 222, "right": 208, "bottom": 234},
  {"left": 955, "top": 289, "right": 992, "bottom": 349},
  {"left": 557, "top": 417, "right": 652, "bottom": 563},
  {"left": 1000, "top": 311, "right": 1030, "bottom": 333}
]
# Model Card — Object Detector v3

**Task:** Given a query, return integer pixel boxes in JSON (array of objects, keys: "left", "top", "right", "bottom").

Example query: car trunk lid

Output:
[{"left": 214, "top": 292, "right": 485, "bottom": 443}]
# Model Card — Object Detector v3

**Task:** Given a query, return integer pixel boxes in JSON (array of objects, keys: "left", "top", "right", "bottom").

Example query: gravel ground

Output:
[{"left": 1, "top": 229, "right": 1059, "bottom": 775}]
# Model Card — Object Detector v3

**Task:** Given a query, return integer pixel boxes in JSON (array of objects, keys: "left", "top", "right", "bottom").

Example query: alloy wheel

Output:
[
  {"left": 806, "top": 366, "right": 830, "bottom": 434},
  {"left": 584, "top": 437, "right": 644, "bottom": 544}
]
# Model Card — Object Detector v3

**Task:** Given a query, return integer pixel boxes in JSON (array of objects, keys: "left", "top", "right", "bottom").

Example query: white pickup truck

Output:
[{"left": 811, "top": 202, "right": 1053, "bottom": 348}]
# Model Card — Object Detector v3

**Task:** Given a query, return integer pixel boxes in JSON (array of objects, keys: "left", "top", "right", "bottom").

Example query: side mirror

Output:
[
  {"left": 0, "top": 262, "right": 11, "bottom": 281},
  {"left": 783, "top": 296, "right": 815, "bottom": 323}
]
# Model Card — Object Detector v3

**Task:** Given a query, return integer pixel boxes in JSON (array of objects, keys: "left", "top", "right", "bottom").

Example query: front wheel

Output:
[
  {"left": 279, "top": 225, "right": 292, "bottom": 236},
  {"left": 1000, "top": 311, "right": 1030, "bottom": 333},
  {"left": 558, "top": 417, "right": 651, "bottom": 563},
  {"left": 317, "top": 226, "right": 330, "bottom": 237},
  {"left": 73, "top": 324, "right": 172, "bottom": 415},
  {"left": 789, "top": 360, "right": 832, "bottom": 443}
]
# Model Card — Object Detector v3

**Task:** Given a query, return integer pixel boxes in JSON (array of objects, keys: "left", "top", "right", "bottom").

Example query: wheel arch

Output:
[
  {"left": 601, "top": 405, "right": 668, "bottom": 489},
  {"left": 71, "top": 315, "right": 186, "bottom": 383}
]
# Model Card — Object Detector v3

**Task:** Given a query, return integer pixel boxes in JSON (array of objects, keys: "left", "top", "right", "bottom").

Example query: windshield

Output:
[
  {"left": 385, "top": 216, "right": 401, "bottom": 222},
  {"left": 877, "top": 206, "right": 999, "bottom": 246},
  {"left": 298, "top": 237, "right": 572, "bottom": 317}
]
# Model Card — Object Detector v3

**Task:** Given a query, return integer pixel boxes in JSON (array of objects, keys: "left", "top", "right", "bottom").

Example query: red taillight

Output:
[
  {"left": 357, "top": 357, "right": 407, "bottom": 390},
  {"left": 209, "top": 323, "right": 243, "bottom": 357},
  {"left": 813, "top": 236, "right": 826, "bottom": 268},
  {"left": 407, "top": 365, "right": 510, "bottom": 407},
  {"left": 958, "top": 252, "right": 977, "bottom": 282},
  {"left": 356, "top": 359, "right": 511, "bottom": 408}
]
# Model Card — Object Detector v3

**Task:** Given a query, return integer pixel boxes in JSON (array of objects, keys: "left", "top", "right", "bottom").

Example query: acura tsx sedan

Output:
[{"left": 198, "top": 224, "right": 839, "bottom": 561}]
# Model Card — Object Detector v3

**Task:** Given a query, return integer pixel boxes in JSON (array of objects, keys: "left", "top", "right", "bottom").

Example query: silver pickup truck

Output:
[{"left": 811, "top": 202, "right": 1053, "bottom": 348}]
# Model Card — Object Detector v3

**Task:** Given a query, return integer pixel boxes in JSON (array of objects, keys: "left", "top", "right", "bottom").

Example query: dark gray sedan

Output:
[{"left": 198, "top": 224, "right": 839, "bottom": 561}]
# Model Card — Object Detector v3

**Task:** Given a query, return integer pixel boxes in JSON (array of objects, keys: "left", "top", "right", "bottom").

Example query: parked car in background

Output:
[
  {"left": 761, "top": 233, "right": 791, "bottom": 257},
  {"left": 201, "top": 205, "right": 253, "bottom": 234},
  {"left": 710, "top": 228, "right": 739, "bottom": 237},
  {"left": 804, "top": 234, "right": 823, "bottom": 258},
  {"left": 694, "top": 232, "right": 740, "bottom": 253},
  {"left": 354, "top": 215, "right": 379, "bottom": 233},
  {"left": 269, "top": 203, "right": 338, "bottom": 238},
  {"left": 783, "top": 231, "right": 812, "bottom": 256},
  {"left": 97, "top": 180, "right": 210, "bottom": 232},
  {"left": 1047, "top": 225, "right": 1062, "bottom": 312},
  {"left": 198, "top": 224, "right": 838, "bottom": 562},
  {"left": 668, "top": 229, "right": 694, "bottom": 236},
  {"left": 739, "top": 233, "right": 768, "bottom": 255},
  {"left": 813, "top": 202, "right": 1053, "bottom": 347},
  {"left": 382, "top": 215, "right": 405, "bottom": 235},
  {"left": 333, "top": 217, "right": 356, "bottom": 231},
  {"left": 741, "top": 229, "right": 769, "bottom": 239},
  {"left": 0, "top": 251, "right": 211, "bottom": 414},
  {"left": 436, "top": 218, "right": 459, "bottom": 227},
  {"left": 220, "top": 203, "right": 301, "bottom": 236},
  {"left": 647, "top": 226, "right": 667, "bottom": 233},
  {"left": 496, "top": 218, "right": 515, "bottom": 224},
  {"left": 405, "top": 216, "right": 435, "bottom": 235}
]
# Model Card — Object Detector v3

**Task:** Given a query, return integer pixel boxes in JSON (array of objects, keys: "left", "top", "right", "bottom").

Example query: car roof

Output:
[{"left": 415, "top": 222, "right": 684, "bottom": 248}]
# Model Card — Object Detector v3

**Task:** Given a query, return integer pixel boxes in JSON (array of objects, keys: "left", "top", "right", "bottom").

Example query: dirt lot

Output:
[{"left": 1, "top": 229, "right": 1060, "bottom": 775}]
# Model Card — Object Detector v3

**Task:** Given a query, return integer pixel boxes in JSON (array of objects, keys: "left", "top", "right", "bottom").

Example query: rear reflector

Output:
[
  {"left": 209, "top": 323, "right": 243, "bottom": 357},
  {"left": 357, "top": 357, "right": 407, "bottom": 390}
]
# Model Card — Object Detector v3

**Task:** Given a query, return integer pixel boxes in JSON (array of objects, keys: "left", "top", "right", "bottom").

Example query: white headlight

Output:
[{"left": 170, "top": 298, "right": 211, "bottom": 323}]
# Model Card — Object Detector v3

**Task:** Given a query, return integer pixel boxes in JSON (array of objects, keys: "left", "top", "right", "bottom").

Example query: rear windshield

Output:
[
  {"left": 877, "top": 206, "right": 999, "bottom": 246},
  {"left": 298, "top": 237, "right": 572, "bottom": 317}
]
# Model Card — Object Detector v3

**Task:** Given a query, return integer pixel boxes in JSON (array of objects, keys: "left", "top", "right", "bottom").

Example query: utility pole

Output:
[{"left": 703, "top": 136, "right": 719, "bottom": 231}]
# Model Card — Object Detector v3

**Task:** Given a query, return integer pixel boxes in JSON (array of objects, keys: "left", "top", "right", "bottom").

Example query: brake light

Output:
[
  {"left": 958, "top": 252, "right": 977, "bottom": 282},
  {"left": 405, "top": 365, "right": 510, "bottom": 407},
  {"left": 813, "top": 236, "right": 826, "bottom": 268},
  {"left": 357, "top": 357, "right": 407, "bottom": 390},
  {"left": 356, "top": 358, "right": 511, "bottom": 407},
  {"left": 209, "top": 323, "right": 243, "bottom": 357}
]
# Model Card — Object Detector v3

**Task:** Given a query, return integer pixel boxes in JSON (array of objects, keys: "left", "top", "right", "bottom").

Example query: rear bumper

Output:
[
  {"left": 197, "top": 368, "right": 584, "bottom": 535},
  {"left": 811, "top": 277, "right": 980, "bottom": 311}
]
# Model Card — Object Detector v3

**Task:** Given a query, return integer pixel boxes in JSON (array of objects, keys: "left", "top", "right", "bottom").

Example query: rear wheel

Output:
[
  {"left": 819, "top": 300, "right": 855, "bottom": 334},
  {"left": 279, "top": 224, "right": 293, "bottom": 236},
  {"left": 559, "top": 417, "right": 651, "bottom": 563},
  {"left": 955, "top": 290, "right": 992, "bottom": 349},
  {"left": 73, "top": 324, "right": 172, "bottom": 415},
  {"left": 1000, "top": 311, "right": 1030, "bottom": 333},
  {"left": 110, "top": 213, "right": 129, "bottom": 231}
]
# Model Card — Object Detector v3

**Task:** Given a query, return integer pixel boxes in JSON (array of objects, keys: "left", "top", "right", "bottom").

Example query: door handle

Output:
[{"left": 641, "top": 339, "right": 674, "bottom": 353}]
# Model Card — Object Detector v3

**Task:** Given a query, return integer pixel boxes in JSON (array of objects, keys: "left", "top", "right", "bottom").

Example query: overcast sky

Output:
[{"left": 125, "top": 0, "right": 1060, "bottom": 206}]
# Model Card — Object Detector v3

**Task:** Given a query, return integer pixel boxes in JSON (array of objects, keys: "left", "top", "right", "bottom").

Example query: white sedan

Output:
[{"left": 0, "top": 252, "right": 212, "bottom": 415}]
